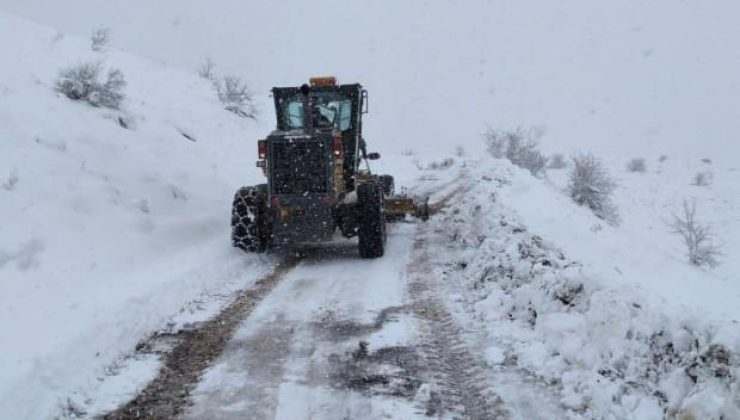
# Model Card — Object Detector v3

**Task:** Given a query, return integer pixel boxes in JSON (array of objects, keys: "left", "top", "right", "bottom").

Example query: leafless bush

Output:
[
  {"left": 568, "top": 153, "right": 619, "bottom": 224},
  {"left": 198, "top": 59, "right": 256, "bottom": 119},
  {"left": 55, "top": 62, "right": 126, "bottom": 109},
  {"left": 198, "top": 57, "right": 216, "bottom": 81},
  {"left": 426, "top": 158, "right": 455, "bottom": 170},
  {"left": 216, "top": 76, "right": 257, "bottom": 119},
  {"left": 627, "top": 158, "right": 647, "bottom": 173},
  {"left": 658, "top": 155, "right": 668, "bottom": 163},
  {"left": 455, "top": 145, "right": 466, "bottom": 157},
  {"left": 484, "top": 127, "right": 546, "bottom": 176},
  {"left": 693, "top": 172, "right": 712, "bottom": 186},
  {"left": 669, "top": 199, "right": 721, "bottom": 268},
  {"left": 401, "top": 149, "right": 415, "bottom": 156},
  {"left": 701, "top": 158, "right": 712, "bottom": 164},
  {"left": 548, "top": 153, "right": 567, "bottom": 169},
  {"left": 90, "top": 27, "right": 111, "bottom": 52},
  {"left": 2, "top": 168, "right": 18, "bottom": 191}
]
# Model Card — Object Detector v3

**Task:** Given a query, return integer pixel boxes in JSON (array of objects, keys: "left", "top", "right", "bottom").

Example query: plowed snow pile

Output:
[
  {"left": 432, "top": 158, "right": 739, "bottom": 418},
  {"left": 0, "top": 12, "right": 268, "bottom": 419}
]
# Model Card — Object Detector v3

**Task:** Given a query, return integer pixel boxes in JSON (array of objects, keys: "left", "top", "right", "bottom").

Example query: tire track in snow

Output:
[
  {"left": 101, "top": 255, "right": 302, "bottom": 420},
  {"left": 407, "top": 172, "right": 508, "bottom": 420},
  {"left": 409, "top": 232, "right": 507, "bottom": 419},
  {"left": 183, "top": 314, "right": 296, "bottom": 420}
]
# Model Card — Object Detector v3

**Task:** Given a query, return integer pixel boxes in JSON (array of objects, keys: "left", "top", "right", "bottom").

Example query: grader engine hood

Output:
[
  {"left": 263, "top": 132, "right": 338, "bottom": 243},
  {"left": 268, "top": 134, "right": 332, "bottom": 195}
]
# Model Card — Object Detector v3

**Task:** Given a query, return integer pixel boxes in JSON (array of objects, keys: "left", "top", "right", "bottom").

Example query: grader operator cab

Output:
[{"left": 231, "top": 77, "right": 428, "bottom": 258}]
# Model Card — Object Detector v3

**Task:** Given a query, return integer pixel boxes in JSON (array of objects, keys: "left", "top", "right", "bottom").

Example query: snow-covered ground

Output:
[
  {"left": 2, "top": 1, "right": 740, "bottom": 419},
  {"left": 0, "top": 11, "right": 272, "bottom": 419}
]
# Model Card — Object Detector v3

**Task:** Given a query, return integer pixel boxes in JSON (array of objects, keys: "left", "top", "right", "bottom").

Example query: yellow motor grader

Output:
[{"left": 231, "top": 77, "right": 428, "bottom": 258}]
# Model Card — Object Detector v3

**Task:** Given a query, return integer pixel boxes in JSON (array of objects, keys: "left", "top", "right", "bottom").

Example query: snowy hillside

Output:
[
  {"left": 0, "top": 11, "right": 269, "bottom": 419},
  {"left": 543, "top": 155, "right": 740, "bottom": 322}
]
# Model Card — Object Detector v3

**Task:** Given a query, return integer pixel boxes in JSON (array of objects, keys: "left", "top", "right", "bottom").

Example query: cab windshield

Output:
[{"left": 278, "top": 93, "right": 352, "bottom": 131}]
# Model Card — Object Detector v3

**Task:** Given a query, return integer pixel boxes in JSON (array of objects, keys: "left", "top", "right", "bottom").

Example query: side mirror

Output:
[{"left": 367, "top": 152, "right": 381, "bottom": 160}]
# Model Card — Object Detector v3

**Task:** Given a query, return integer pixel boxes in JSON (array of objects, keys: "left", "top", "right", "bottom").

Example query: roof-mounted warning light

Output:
[{"left": 309, "top": 76, "right": 337, "bottom": 87}]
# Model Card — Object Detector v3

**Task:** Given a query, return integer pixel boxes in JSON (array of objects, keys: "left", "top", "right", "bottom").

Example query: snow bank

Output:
[
  {"left": 436, "top": 159, "right": 739, "bottom": 418},
  {"left": 0, "top": 12, "right": 269, "bottom": 419}
]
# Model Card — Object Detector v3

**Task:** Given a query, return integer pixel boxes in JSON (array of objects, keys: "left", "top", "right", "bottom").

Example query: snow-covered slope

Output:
[{"left": 0, "top": 11, "right": 270, "bottom": 418}]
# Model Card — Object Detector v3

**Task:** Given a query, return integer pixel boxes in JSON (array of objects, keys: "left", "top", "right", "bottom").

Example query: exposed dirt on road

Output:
[
  {"left": 328, "top": 341, "right": 423, "bottom": 398},
  {"left": 100, "top": 255, "right": 301, "bottom": 420}
]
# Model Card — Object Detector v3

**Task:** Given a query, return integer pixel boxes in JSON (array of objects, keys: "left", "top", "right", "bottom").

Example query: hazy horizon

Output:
[{"left": 2, "top": 0, "right": 739, "bottom": 159}]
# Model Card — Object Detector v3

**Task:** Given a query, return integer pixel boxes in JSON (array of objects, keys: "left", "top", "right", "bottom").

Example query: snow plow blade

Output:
[{"left": 385, "top": 196, "right": 429, "bottom": 221}]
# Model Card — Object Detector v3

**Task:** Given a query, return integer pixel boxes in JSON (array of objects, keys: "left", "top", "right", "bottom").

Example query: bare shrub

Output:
[
  {"left": 626, "top": 158, "right": 647, "bottom": 173},
  {"left": 198, "top": 57, "right": 216, "bottom": 81},
  {"left": 2, "top": 168, "right": 18, "bottom": 191},
  {"left": 548, "top": 153, "right": 567, "bottom": 169},
  {"left": 216, "top": 76, "right": 257, "bottom": 119},
  {"left": 484, "top": 127, "right": 546, "bottom": 176},
  {"left": 90, "top": 27, "right": 111, "bottom": 52},
  {"left": 401, "top": 149, "right": 415, "bottom": 156},
  {"left": 426, "top": 158, "right": 455, "bottom": 170},
  {"left": 455, "top": 145, "right": 466, "bottom": 157},
  {"left": 700, "top": 158, "right": 712, "bottom": 164},
  {"left": 55, "top": 62, "right": 126, "bottom": 109},
  {"left": 693, "top": 172, "right": 712, "bottom": 186},
  {"left": 669, "top": 199, "right": 721, "bottom": 268},
  {"left": 568, "top": 153, "right": 619, "bottom": 224},
  {"left": 658, "top": 155, "right": 668, "bottom": 163},
  {"left": 198, "top": 59, "right": 256, "bottom": 119}
]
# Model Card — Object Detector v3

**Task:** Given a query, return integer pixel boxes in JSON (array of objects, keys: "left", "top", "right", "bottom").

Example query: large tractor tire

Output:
[
  {"left": 231, "top": 184, "right": 270, "bottom": 253},
  {"left": 378, "top": 175, "right": 395, "bottom": 196},
  {"left": 357, "top": 182, "right": 386, "bottom": 258}
]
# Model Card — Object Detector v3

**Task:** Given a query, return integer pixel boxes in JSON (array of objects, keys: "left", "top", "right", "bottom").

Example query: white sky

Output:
[{"left": 2, "top": 0, "right": 739, "bottom": 159}]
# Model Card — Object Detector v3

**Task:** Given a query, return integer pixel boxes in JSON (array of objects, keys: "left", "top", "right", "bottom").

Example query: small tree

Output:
[
  {"left": 217, "top": 76, "right": 256, "bottom": 119},
  {"left": 90, "top": 27, "right": 111, "bottom": 52},
  {"left": 484, "top": 127, "right": 546, "bottom": 176},
  {"left": 55, "top": 62, "right": 126, "bottom": 109},
  {"left": 627, "top": 158, "right": 646, "bottom": 173},
  {"left": 548, "top": 153, "right": 567, "bottom": 169},
  {"left": 669, "top": 199, "right": 721, "bottom": 268},
  {"left": 568, "top": 153, "right": 618, "bottom": 223}
]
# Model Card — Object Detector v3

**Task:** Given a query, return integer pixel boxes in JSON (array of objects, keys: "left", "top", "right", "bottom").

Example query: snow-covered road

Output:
[
  {"left": 184, "top": 226, "right": 423, "bottom": 419},
  {"left": 97, "top": 171, "right": 519, "bottom": 419},
  {"left": 84, "top": 162, "right": 740, "bottom": 420}
]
